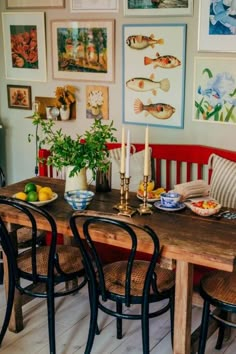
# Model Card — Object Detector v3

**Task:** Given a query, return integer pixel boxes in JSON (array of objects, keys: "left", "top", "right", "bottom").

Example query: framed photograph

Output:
[
  {"left": 124, "top": 0, "right": 193, "bottom": 17},
  {"left": 86, "top": 85, "right": 109, "bottom": 120},
  {"left": 2, "top": 12, "right": 47, "bottom": 82},
  {"left": 198, "top": 0, "right": 236, "bottom": 52},
  {"left": 6, "top": 0, "right": 65, "bottom": 8},
  {"left": 70, "top": 0, "right": 118, "bottom": 12},
  {"left": 51, "top": 19, "right": 115, "bottom": 82},
  {"left": 193, "top": 57, "right": 236, "bottom": 125},
  {"left": 123, "top": 24, "right": 186, "bottom": 129},
  {"left": 7, "top": 85, "right": 32, "bottom": 110}
]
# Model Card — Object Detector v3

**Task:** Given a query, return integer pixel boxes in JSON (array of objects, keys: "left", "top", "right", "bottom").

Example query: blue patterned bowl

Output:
[
  {"left": 160, "top": 192, "right": 181, "bottom": 208},
  {"left": 64, "top": 190, "right": 95, "bottom": 210}
]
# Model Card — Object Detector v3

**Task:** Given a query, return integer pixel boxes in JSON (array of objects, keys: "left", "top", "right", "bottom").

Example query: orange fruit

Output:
[{"left": 15, "top": 192, "right": 27, "bottom": 201}]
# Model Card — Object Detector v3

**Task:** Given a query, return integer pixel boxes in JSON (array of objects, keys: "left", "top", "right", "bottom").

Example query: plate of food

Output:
[
  {"left": 137, "top": 187, "right": 166, "bottom": 203},
  {"left": 185, "top": 199, "right": 221, "bottom": 217}
]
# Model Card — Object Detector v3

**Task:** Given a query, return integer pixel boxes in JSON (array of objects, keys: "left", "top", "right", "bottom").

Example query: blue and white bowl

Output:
[
  {"left": 64, "top": 190, "right": 95, "bottom": 210},
  {"left": 160, "top": 192, "right": 181, "bottom": 208}
]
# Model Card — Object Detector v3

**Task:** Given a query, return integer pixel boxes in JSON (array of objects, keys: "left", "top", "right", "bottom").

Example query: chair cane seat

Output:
[
  {"left": 200, "top": 270, "right": 236, "bottom": 306},
  {"left": 18, "top": 245, "right": 84, "bottom": 276},
  {"left": 103, "top": 260, "right": 175, "bottom": 296}
]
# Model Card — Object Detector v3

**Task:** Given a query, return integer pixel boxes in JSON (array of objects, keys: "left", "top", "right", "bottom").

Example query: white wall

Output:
[{"left": 0, "top": 0, "right": 235, "bottom": 184}]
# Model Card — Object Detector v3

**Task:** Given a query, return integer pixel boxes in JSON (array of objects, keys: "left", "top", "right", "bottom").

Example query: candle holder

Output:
[
  {"left": 137, "top": 175, "right": 153, "bottom": 215},
  {"left": 118, "top": 177, "right": 136, "bottom": 217},
  {"left": 113, "top": 172, "right": 126, "bottom": 211}
]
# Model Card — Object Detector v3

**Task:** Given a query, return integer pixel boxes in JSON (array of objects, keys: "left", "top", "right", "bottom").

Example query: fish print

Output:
[
  {"left": 144, "top": 53, "right": 181, "bottom": 69},
  {"left": 126, "top": 74, "right": 170, "bottom": 95},
  {"left": 134, "top": 98, "right": 175, "bottom": 120},
  {"left": 210, "top": 0, "right": 236, "bottom": 34},
  {"left": 126, "top": 34, "right": 164, "bottom": 50}
]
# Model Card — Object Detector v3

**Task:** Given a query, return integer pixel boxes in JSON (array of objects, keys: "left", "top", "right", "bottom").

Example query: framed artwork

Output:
[
  {"left": 123, "top": 24, "right": 186, "bottom": 129},
  {"left": 70, "top": 0, "right": 118, "bottom": 12},
  {"left": 6, "top": 0, "right": 65, "bottom": 8},
  {"left": 124, "top": 0, "right": 193, "bottom": 17},
  {"left": 198, "top": 0, "right": 236, "bottom": 52},
  {"left": 86, "top": 85, "right": 109, "bottom": 120},
  {"left": 7, "top": 85, "right": 32, "bottom": 110},
  {"left": 193, "top": 57, "right": 236, "bottom": 125},
  {"left": 2, "top": 12, "right": 47, "bottom": 82},
  {"left": 51, "top": 19, "right": 115, "bottom": 82}
]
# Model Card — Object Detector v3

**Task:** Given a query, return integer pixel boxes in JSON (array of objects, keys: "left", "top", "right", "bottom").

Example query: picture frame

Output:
[
  {"left": 70, "top": 0, "right": 118, "bottom": 12},
  {"left": 7, "top": 84, "right": 32, "bottom": 110},
  {"left": 123, "top": 24, "right": 186, "bottom": 129},
  {"left": 51, "top": 19, "right": 115, "bottom": 82},
  {"left": 6, "top": 0, "right": 65, "bottom": 8},
  {"left": 86, "top": 85, "right": 109, "bottom": 120},
  {"left": 198, "top": 0, "right": 236, "bottom": 52},
  {"left": 193, "top": 57, "right": 236, "bottom": 125},
  {"left": 2, "top": 12, "right": 47, "bottom": 82},
  {"left": 124, "top": 0, "right": 193, "bottom": 17}
]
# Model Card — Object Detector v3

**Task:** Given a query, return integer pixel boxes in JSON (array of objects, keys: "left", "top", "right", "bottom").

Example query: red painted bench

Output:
[{"left": 38, "top": 144, "right": 236, "bottom": 289}]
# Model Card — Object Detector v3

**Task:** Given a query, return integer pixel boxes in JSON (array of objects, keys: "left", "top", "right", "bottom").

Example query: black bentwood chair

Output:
[
  {"left": 0, "top": 196, "right": 86, "bottom": 354},
  {"left": 70, "top": 210, "right": 175, "bottom": 354},
  {"left": 198, "top": 270, "right": 236, "bottom": 354}
]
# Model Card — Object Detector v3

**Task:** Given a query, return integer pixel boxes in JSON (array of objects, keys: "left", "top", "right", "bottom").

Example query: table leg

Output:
[{"left": 173, "top": 260, "right": 193, "bottom": 354}]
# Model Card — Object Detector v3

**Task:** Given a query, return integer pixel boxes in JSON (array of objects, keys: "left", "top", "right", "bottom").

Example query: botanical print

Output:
[
  {"left": 123, "top": 24, "right": 186, "bottom": 128},
  {"left": 127, "top": 0, "right": 188, "bottom": 9},
  {"left": 194, "top": 58, "right": 236, "bottom": 124},
  {"left": 209, "top": 0, "right": 236, "bottom": 35},
  {"left": 7, "top": 85, "right": 31, "bottom": 110},
  {"left": 56, "top": 26, "right": 108, "bottom": 74},
  {"left": 86, "top": 86, "right": 109, "bottom": 120},
  {"left": 10, "top": 25, "right": 38, "bottom": 69}
]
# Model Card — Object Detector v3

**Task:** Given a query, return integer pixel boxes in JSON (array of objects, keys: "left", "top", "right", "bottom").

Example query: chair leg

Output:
[
  {"left": 198, "top": 300, "right": 210, "bottom": 354},
  {"left": 215, "top": 311, "right": 227, "bottom": 350},
  {"left": 116, "top": 302, "right": 122, "bottom": 339},
  {"left": 141, "top": 300, "right": 150, "bottom": 354},
  {"left": 47, "top": 286, "right": 56, "bottom": 354},
  {"left": 170, "top": 292, "right": 175, "bottom": 348},
  {"left": 0, "top": 266, "right": 15, "bottom": 346},
  {"left": 85, "top": 281, "right": 98, "bottom": 354}
]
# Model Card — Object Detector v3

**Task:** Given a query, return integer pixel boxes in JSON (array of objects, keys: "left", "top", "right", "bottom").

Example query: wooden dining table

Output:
[{"left": 0, "top": 176, "right": 236, "bottom": 354}]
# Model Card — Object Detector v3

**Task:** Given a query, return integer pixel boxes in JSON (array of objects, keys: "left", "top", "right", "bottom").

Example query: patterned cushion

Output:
[{"left": 209, "top": 154, "right": 236, "bottom": 208}]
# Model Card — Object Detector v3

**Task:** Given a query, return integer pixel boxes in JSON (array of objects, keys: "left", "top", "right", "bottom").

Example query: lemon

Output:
[
  {"left": 27, "top": 191, "right": 38, "bottom": 202},
  {"left": 24, "top": 182, "right": 37, "bottom": 193},
  {"left": 38, "top": 191, "right": 50, "bottom": 202},
  {"left": 39, "top": 187, "right": 53, "bottom": 199},
  {"left": 36, "top": 185, "right": 42, "bottom": 193},
  {"left": 15, "top": 192, "right": 27, "bottom": 201}
]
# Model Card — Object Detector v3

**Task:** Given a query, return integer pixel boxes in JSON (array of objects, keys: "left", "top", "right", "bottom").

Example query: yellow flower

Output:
[{"left": 55, "top": 85, "right": 76, "bottom": 108}]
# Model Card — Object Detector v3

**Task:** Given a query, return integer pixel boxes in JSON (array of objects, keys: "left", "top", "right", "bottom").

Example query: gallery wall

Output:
[{"left": 0, "top": 0, "right": 235, "bottom": 184}]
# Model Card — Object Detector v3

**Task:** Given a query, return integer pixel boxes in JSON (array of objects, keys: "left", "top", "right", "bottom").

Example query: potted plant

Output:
[{"left": 29, "top": 116, "right": 117, "bottom": 191}]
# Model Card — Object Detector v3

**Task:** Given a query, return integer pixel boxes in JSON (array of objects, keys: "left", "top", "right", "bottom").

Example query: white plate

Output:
[
  {"left": 136, "top": 194, "right": 160, "bottom": 203},
  {"left": 154, "top": 201, "right": 186, "bottom": 212},
  {"left": 13, "top": 193, "right": 58, "bottom": 207}
]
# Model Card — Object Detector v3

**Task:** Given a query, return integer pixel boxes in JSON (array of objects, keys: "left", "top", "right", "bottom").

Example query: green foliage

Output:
[{"left": 30, "top": 116, "right": 117, "bottom": 178}]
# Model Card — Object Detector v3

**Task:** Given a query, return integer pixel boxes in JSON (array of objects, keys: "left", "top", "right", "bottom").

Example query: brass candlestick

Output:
[
  {"left": 137, "top": 175, "right": 153, "bottom": 215},
  {"left": 113, "top": 172, "right": 126, "bottom": 211},
  {"left": 118, "top": 177, "right": 136, "bottom": 217}
]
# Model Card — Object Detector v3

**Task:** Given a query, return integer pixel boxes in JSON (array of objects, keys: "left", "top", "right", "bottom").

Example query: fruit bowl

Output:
[
  {"left": 64, "top": 190, "right": 95, "bottom": 210},
  {"left": 13, "top": 193, "right": 58, "bottom": 207},
  {"left": 185, "top": 199, "right": 221, "bottom": 217}
]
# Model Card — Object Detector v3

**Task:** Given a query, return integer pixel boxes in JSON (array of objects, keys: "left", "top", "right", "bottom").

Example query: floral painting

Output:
[
  {"left": 86, "top": 85, "right": 109, "bottom": 119},
  {"left": 123, "top": 24, "right": 186, "bottom": 128},
  {"left": 193, "top": 57, "right": 236, "bottom": 124},
  {"left": 7, "top": 85, "right": 32, "bottom": 110}
]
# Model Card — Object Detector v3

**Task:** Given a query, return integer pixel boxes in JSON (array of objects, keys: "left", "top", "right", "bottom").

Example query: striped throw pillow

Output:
[{"left": 209, "top": 154, "right": 236, "bottom": 208}]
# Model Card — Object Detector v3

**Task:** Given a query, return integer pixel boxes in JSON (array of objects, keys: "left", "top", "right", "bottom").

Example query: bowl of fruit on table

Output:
[
  {"left": 137, "top": 180, "right": 166, "bottom": 202},
  {"left": 13, "top": 182, "right": 58, "bottom": 207},
  {"left": 186, "top": 199, "right": 221, "bottom": 217}
]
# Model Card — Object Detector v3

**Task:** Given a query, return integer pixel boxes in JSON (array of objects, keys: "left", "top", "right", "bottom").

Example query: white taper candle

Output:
[
  {"left": 120, "top": 126, "right": 125, "bottom": 173},
  {"left": 125, "top": 130, "right": 131, "bottom": 178},
  {"left": 144, "top": 126, "right": 149, "bottom": 176}
]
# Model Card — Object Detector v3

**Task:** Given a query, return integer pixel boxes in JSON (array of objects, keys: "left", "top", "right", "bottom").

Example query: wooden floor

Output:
[{"left": 0, "top": 283, "right": 236, "bottom": 354}]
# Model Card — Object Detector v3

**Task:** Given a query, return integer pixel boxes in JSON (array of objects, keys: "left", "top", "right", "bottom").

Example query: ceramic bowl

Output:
[
  {"left": 64, "top": 190, "right": 95, "bottom": 210},
  {"left": 186, "top": 199, "right": 221, "bottom": 217},
  {"left": 160, "top": 192, "right": 181, "bottom": 208}
]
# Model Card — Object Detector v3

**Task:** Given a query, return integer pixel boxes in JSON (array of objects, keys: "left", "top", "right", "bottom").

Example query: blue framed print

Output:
[{"left": 123, "top": 23, "right": 186, "bottom": 129}]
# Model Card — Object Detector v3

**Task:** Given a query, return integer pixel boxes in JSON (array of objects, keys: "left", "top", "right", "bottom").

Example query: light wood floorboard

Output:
[{"left": 0, "top": 284, "right": 236, "bottom": 354}]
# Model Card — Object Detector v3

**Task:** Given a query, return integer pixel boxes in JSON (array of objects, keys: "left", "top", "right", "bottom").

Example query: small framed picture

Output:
[{"left": 7, "top": 85, "right": 32, "bottom": 110}]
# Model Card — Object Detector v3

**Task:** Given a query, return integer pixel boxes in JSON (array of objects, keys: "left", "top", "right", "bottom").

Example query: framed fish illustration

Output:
[
  {"left": 198, "top": 0, "right": 236, "bottom": 52},
  {"left": 123, "top": 24, "right": 186, "bottom": 129}
]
